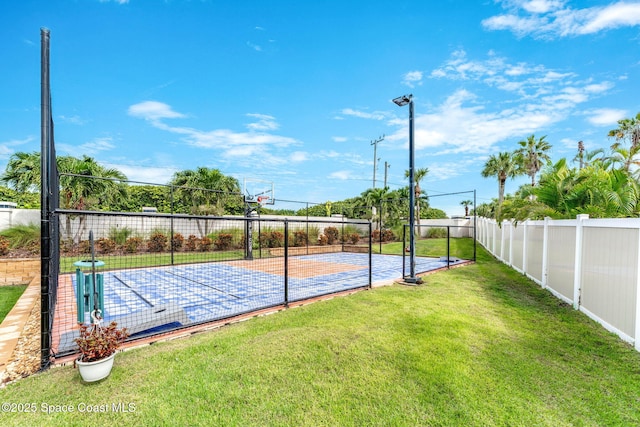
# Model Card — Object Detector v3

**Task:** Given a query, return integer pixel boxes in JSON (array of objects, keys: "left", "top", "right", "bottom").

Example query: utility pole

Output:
[
  {"left": 371, "top": 134, "right": 384, "bottom": 188},
  {"left": 384, "top": 161, "right": 390, "bottom": 188}
]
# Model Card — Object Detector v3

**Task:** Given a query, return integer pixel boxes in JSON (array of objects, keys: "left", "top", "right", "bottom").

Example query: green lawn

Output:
[
  {"left": 1, "top": 245, "right": 639, "bottom": 426},
  {"left": 0, "top": 285, "right": 27, "bottom": 324},
  {"left": 60, "top": 250, "right": 246, "bottom": 273},
  {"left": 376, "top": 236, "right": 476, "bottom": 260}
]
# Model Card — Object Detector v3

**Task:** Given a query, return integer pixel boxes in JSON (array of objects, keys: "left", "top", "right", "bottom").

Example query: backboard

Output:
[{"left": 243, "top": 178, "right": 275, "bottom": 205}]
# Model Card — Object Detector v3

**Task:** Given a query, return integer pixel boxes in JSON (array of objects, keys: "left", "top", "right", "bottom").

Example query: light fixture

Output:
[{"left": 393, "top": 94, "right": 421, "bottom": 284}]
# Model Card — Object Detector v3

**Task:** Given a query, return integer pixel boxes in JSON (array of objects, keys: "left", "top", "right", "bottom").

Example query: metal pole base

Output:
[{"left": 401, "top": 276, "right": 424, "bottom": 285}]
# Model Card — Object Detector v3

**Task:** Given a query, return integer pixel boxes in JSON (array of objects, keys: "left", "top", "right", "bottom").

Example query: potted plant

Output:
[{"left": 74, "top": 319, "right": 129, "bottom": 382}]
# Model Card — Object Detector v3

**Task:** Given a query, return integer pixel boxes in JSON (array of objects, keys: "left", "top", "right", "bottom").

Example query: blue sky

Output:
[{"left": 1, "top": 0, "right": 640, "bottom": 216}]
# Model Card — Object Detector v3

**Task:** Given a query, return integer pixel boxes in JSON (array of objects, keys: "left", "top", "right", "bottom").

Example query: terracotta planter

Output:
[{"left": 76, "top": 353, "right": 115, "bottom": 382}]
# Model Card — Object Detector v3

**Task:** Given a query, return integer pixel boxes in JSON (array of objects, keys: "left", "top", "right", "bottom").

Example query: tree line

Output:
[
  {"left": 478, "top": 112, "right": 640, "bottom": 221},
  {"left": 0, "top": 152, "right": 445, "bottom": 227}
]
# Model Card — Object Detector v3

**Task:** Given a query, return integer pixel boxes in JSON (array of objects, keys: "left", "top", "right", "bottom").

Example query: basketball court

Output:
[{"left": 52, "top": 253, "right": 465, "bottom": 354}]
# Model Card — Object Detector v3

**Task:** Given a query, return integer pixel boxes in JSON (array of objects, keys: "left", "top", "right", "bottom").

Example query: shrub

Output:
[
  {"left": 341, "top": 225, "right": 361, "bottom": 238},
  {"left": 382, "top": 229, "right": 395, "bottom": 242},
  {"left": 0, "top": 223, "right": 40, "bottom": 251},
  {"left": 345, "top": 232, "right": 360, "bottom": 244},
  {"left": 95, "top": 237, "right": 116, "bottom": 254},
  {"left": 258, "top": 232, "right": 269, "bottom": 248},
  {"left": 259, "top": 230, "right": 284, "bottom": 248},
  {"left": 108, "top": 227, "right": 132, "bottom": 245},
  {"left": 147, "top": 232, "right": 168, "bottom": 253},
  {"left": 199, "top": 236, "right": 213, "bottom": 252},
  {"left": 372, "top": 229, "right": 395, "bottom": 243},
  {"left": 214, "top": 233, "right": 233, "bottom": 250},
  {"left": 269, "top": 231, "right": 284, "bottom": 248},
  {"left": 293, "top": 230, "right": 308, "bottom": 247},
  {"left": 185, "top": 235, "right": 199, "bottom": 252},
  {"left": 0, "top": 236, "right": 9, "bottom": 256},
  {"left": 324, "top": 227, "right": 339, "bottom": 245},
  {"left": 307, "top": 226, "right": 320, "bottom": 244},
  {"left": 124, "top": 237, "right": 143, "bottom": 254},
  {"left": 78, "top": 240, "right": 91, "bottom": 254},
  {"left": 318, "top": 234, "right": 328, "bottom": 246},
  {"left": 172, "top": 233, "right": 184, "bottom": 251},
  {"left": 426, "top": 227, "right": 447, "bottom": 238}
]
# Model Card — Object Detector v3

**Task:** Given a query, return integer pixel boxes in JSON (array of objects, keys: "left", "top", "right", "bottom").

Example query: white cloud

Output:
[
  {"left": 341, "top": 108, "right": 388, "bottom": 120},
  {"left": 427, "top": 159, "right": 478, "bottom": 181},
  {"left": 61, "top": 137, "right": 116, "bottom": 157},
  {"left": 430, "top": 50, "right": 609, "bottom": 105},
  {"left": 402, "top": 70, "right": 423, "bottom": 88},
  {"left": 585, "top": 108, "right": 627, "bottom": 125},
  {"left": 521, "top": 0, "right": 565, "bottom": 14},
  {"left": 329, "top": 170, "right": 351, "bottom": 180},
  {"left": 483, "top": 1, "right": 640, "bottom": 38},
  {"left": 0, "top": 144, "right": 13, "bottom": 159},
  {"left": 387, "top": 50, "right": 614, "bottom": 156},
  {"left": 58, "top": 115, "right": 86, "bottom": 125},
  {"left": 129, "top": 101, "right": 300, "bottom": 164},
  {"left": 0, "top": 136, "right": 34, "bottom": 160},
  {"left": 323, "top": 150, "right": 341, "bottom": 158},
  {"left": 578, "top": 2, "right": 640, "bottom": 34},
  {"left": 246, "top": 113, "right": 279, "bottom": 131},
  {"left": 247, "top": 41, "right": 262, "bottom": 51},
  {"left": 290, "top": 151, "right": 308, "bottom": 162},
  {"left": 332, "top": 136, "right": 348, "bottom": 142},
  {"left": 105, "top": 163, "right": 176, "bottom": 185},
  {"left": 128, "top": 101, "right": 185, "bottom": 121},
  {"left": 99, "top": 0, "right": 129, "bottom": 4}
]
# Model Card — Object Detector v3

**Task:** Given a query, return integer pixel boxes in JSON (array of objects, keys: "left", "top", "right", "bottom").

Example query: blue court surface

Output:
[{"left": 71, "top": 253, "right": 463, "bottom": 332}]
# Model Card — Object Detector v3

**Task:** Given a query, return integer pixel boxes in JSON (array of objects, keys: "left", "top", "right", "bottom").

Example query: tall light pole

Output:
[{"left": 393, "top": 94, "right": 421, "bottom": 284}]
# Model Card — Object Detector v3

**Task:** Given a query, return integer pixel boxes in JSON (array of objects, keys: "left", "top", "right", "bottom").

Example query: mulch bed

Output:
[{"left": 0, "top": 295, "right": 41, "bottom": 385}]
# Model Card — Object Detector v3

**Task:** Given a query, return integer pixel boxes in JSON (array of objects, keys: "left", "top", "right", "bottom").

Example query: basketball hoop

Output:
[{"left": 243, "top": 178, "right": 275, "bottom": 205}]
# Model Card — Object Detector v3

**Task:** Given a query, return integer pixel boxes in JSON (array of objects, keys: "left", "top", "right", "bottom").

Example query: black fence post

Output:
[
  {"left": 284, "top": 220, "right": 289, "bottom": 306},
  {"left": 40, "top": 27, "right": 52, "bottom": 371},
  {"left": 306, "top": 202, "right": 309, "bottom": 256},
  {"left": 447, "top": 226, "right": 451, "bottom": 269},
  {"left": 258, "top": 220, "right": 262, "bottom": 259},
  {"left": 170, "top": 186, "right": 175, "bottom": 265},
  {"left": 368, "top": 221, "right": 372, "bottom": 288},
  {"left": 402, "top": 224, "right": 407, "bottom": 277}
]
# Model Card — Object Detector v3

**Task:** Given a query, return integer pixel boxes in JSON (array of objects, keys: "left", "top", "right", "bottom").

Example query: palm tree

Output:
[
  {"left": 605, "top": 144, "right": 640, "bottom": 175},
  {"left": 361, "top": 186, "right": 389, "bottom": 229},
  {"left": 1, "top": 151, "right": 42, "bottom": 192},
  {"left": 170, "top": 167, "right": 241, "bottom": 236},
  {"left": 404, "top": 167, "right": 429, "bottom": 226},
  {"left": 608, "top": 112, "right": 640, "bottom": 151},
  {"left": 2, "top": 152, "right": 127, "bottom": 242},
  {"left": 515, "top": 134, "right": 551, "bottom": 187},
  {"left": 481, "top": 152, "right": 521, "bottom": 206},
  {"left": 460, "top": 200, "right": 473, "bottom": 216},
  {"left": 57, "top": 155, "right": 127, "bottom": 211},
  {"left": 59, "top": 156, "right": 127, "bottom": 242},
  {"left": 504, "top": 158, "right": 640, "bottom": 220}
]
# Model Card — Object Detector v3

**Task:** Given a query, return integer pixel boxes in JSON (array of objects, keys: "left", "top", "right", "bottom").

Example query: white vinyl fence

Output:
[{"left": 478, "top": 215, "right": 640, "bottom": 351}]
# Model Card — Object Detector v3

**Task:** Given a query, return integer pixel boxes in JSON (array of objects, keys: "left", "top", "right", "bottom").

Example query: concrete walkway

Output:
[{"left": 0, "top": 268, "right": 40, "bottom": 381}]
